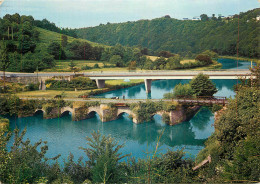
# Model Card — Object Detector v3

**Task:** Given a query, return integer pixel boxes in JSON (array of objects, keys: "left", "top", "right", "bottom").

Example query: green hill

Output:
[
  {"left": 75, "top": 8, "right": 260, "bottom": 58},
  {"left": 35, "top": 27, "right": 107, "bottom": 53},
  {"left": 0, "top": 14, "right": 109, "bottom": 73}
]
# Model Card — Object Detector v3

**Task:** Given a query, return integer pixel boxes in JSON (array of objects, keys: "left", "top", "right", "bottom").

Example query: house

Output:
[{"left": 192, "top": 16, "right": 201, "bottom": 21}]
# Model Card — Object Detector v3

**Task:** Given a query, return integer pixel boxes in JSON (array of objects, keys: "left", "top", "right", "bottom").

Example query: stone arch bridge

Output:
[{"left": 34, "top": 102, "right": 202, "bottom": 125}]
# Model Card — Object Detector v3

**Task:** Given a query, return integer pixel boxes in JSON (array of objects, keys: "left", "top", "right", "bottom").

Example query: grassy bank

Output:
[
  {"left": 220, "top": 56, "right": 260, "bottom": 64},
  {"left": 15, "top": 79, "right": 144, "bottom": 99},
  {"left": 192, "top": 60, "right": 222, "bottom": 70}
]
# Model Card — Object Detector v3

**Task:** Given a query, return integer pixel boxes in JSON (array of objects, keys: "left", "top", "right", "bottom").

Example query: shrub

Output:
[{"left": 162, "top": 113, "right": 170, "bottom": 123}]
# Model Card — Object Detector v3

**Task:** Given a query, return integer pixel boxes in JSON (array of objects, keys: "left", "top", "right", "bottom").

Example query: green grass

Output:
[
  {"left": 15, "top": 79, "right": 144, "bottom": 99},
  {"left": 106, "top": 79, "right": 144, "bottom": 85},
  {"left": 192, "top": 60, "right": 222, "bottom": 70},
  {"left": 35, "top": 27, "right": 109, "bottom": 53},
  {"left": 41, "top": 60, "right": 146, "bottom": 72},
  {"left": 42, "top": 60, "right": 113, "bottom": 72},
  {"left": 15, "top": 89, "right": 105, "bottom": 99}
]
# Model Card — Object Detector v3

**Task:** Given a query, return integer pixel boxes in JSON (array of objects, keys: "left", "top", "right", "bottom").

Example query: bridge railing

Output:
[{"left": 174, "top": 96, "right": 227, "bottom": 105}]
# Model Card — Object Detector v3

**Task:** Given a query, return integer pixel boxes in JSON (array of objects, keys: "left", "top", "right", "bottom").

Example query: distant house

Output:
[
  {"left": 256, "top": 15, "right": 260, "bottom": 21},
  {"left": 192, "top": 16, "right": 201, "bottom": 21}
]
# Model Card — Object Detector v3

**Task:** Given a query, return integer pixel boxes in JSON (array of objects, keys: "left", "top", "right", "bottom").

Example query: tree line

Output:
[{"left": 75, "top": 8, "right": 260, "bottom": 58}]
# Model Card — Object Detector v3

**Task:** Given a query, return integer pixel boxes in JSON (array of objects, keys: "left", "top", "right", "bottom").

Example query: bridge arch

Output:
[
  {"left": 87, "top": 106, "right": 102, "bottom": 119},
  {"left": 35, "top": 109, "right": 45, "bottom": 115},
  {"left": 61, "top": 107, "right": 74, "bottom": 116}
]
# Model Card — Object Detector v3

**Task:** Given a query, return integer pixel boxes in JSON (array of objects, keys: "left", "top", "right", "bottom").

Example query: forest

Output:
[{"left": 75, "top": 8, "right": 260, "bottom": 58}]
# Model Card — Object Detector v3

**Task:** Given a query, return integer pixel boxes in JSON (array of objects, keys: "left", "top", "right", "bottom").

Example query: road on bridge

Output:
[{"left": 0, "top": 69, "right": 252, "bottom": 79}]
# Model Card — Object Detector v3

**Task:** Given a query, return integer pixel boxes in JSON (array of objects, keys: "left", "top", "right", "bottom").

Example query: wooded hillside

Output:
[{"left": 75, "top": 8, "right": 260, "bottom": 58}]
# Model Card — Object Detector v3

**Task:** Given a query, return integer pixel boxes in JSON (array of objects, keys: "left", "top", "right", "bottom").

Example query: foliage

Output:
[
  {"left": 130, "top": 101, "right": 177, "bottom": 122},
  {"left": 47, "top": 42, "right": 66, "bottom": 60},
  {"left": 34, "top": 18, "right": 78, "bottom": 38},
  {"left": 172, "top": 83, "right": 193, "bottom": 97},
  {"left": 25, "top": 83, "right": 39, "bottom": 91},
  {"left": 75, "top": 8, "right": 260, "bottom": 58},
  {"left": 197, "top": 80, "right": 260, "bottom": 182},
  {"left": 45, "top": 77, "right": 96, "bottom": 90},
  {"left": 162, "top": 113, "right": 170, "bottom": 123},
  {"left": 80, "top": 131, "right": 129, "bottom": 183},
  {"left": 190, "top": 73, "right": 217, "bottom": 97},
  {"left": 164, "top": 73, "right": 217, "bottom": 98},
  {"left": 0, "top": 95, "right": 39, "bottom": 117},
  {"left": 0, "top": 128, "right": 60, "bottom": 183},
  {"left": 195, "top": 54, "right": 213, "bottom": 65},
  {"left": 210, "top": 104, "right": 223, "bottom": 113}
]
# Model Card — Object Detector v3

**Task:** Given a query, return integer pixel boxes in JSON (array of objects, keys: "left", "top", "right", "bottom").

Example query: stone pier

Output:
[
  {"left": 144, "top": 79, "right": 152, "bottom": 93},
  {"left": 95, "top": 79, "right": 106, "bottom": 88}
]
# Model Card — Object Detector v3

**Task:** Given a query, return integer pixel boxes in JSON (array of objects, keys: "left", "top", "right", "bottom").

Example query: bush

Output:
[
  {"left": 195, "top": 54, "right": 212, "bottom": 65},
  {"left": 45, "top": 77, "right": 96, "bottom": 90},
  {"left": 162, "top": 113, "right": 170, "bottom": 123},
  {"left": 25, "top": 83, "right": 39, "bottom": 91},
  {"left": 81, "top": 65, "right": 92, "bottom": 70}
]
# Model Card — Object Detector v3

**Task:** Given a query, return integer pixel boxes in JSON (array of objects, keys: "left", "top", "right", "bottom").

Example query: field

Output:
[
  {"left": 106, "top": 79, "right": 143, "bottom": 85},
  {"left": 15, "top": 89, "right": 102, "bottom": 99},
  {"left": 42, "top": 60, "right": 145, "bottom": 72},
  {"left": 180, "top": 59, "right": 196, "bottom": 64},
  {"left": 146, "top": 55, "right": 159, "bottom": 61}
]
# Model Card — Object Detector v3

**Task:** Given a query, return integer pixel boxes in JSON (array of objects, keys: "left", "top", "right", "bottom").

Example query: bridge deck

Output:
[{"left": 19, "top": 97, "right": 228, "bottom": 105}]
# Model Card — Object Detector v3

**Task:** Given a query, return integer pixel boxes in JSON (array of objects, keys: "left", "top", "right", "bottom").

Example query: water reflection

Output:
[
  {"left": 96, "top": 79, "right": 237, "bottom": 99},
  {"left": 8, "top": 107, "right": 212, "bottom": 162}
]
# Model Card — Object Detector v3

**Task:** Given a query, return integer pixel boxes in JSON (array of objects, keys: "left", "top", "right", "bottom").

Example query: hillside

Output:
[
  {"left": 75, "top": 8, "right": 260, "bottom": 58},
  {"left": 0, "top": 14, "right": 110, "bottom": 73},
  {"left": 35, "top": 27, "right": 107, "bottom": 53}
]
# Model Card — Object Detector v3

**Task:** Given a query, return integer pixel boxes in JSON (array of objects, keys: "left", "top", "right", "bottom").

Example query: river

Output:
[{"left": 7, "top": 58, "right": 252, "bottom": 163}]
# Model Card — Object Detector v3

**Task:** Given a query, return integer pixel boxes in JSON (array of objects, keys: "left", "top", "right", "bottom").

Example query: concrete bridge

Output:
[
  {"left": 1, "top": 69, "right": 252, "bottom": 92},
  {"left": 86, "top": 70, "right": 252, "bottom": 93}
]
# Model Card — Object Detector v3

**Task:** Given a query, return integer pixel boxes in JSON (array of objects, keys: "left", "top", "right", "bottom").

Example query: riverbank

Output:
[
  {"left": 193, "top": 60, "right": 222, "bottom": 70},
  {"left": 220, "top": 56, "right": 260, "bottom": 64},
  {"left": 12, "top": 79, "right": 144, "bottom": 99}
]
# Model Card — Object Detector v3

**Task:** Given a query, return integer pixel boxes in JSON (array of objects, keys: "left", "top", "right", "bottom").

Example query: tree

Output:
[
  {"left": 0, "top": 43, "right": 10, "bottom": 92},
  {"left": 109, "top": 55, "right": 124, "bottom": 67},
  {"left": 189, "top": 73, "right": 217, "bottom": 97},
  {"left": 61, "top": 35, "right": 68, "bottom": 48},
  {"left": 47, "top": 42, "right": 66, "bottom": 60},
  {"left": 158, "top": 50, "right": 174, "bottom": 58},
  {"left": 195, "top": 54, "right": 212, "bottom": 65},
  {"left": 200, "top": 14, "right": 209, "bottom": 21},
  {"left": 128, "top": 61, "right": 136, "bottom": 71},
  {"left": 69, "top": 60, "right": 77, "bottom": 73},
  {"left": 79, "top": 131, "right": 129, "bottom": 183},
  {"left": 173, "top": 83, "right": 193, "bottom": 97},
  {"left": 212, "top": 14, "right": 217, "bottom": 21}
]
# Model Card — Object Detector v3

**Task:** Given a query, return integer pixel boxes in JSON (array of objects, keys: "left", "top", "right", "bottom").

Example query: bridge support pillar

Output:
[
  {"left": 144, "top": 79, "right": 152, "bottom": 93},
  {"left": 39, "top": 80, "right": 46, "bottom": 90},
  {"left": 96, "top": 79, "right": 106, "bottom": 88}
]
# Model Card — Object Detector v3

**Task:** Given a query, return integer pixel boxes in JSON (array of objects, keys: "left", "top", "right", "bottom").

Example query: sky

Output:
[{"left": 0, "top": 0, "right": 259, "bottom": 28}]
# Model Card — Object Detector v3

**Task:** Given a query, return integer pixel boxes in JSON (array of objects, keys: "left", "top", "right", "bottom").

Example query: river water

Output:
[{"left": 7, "top": 59, "right": 252, "bottom": 163}]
